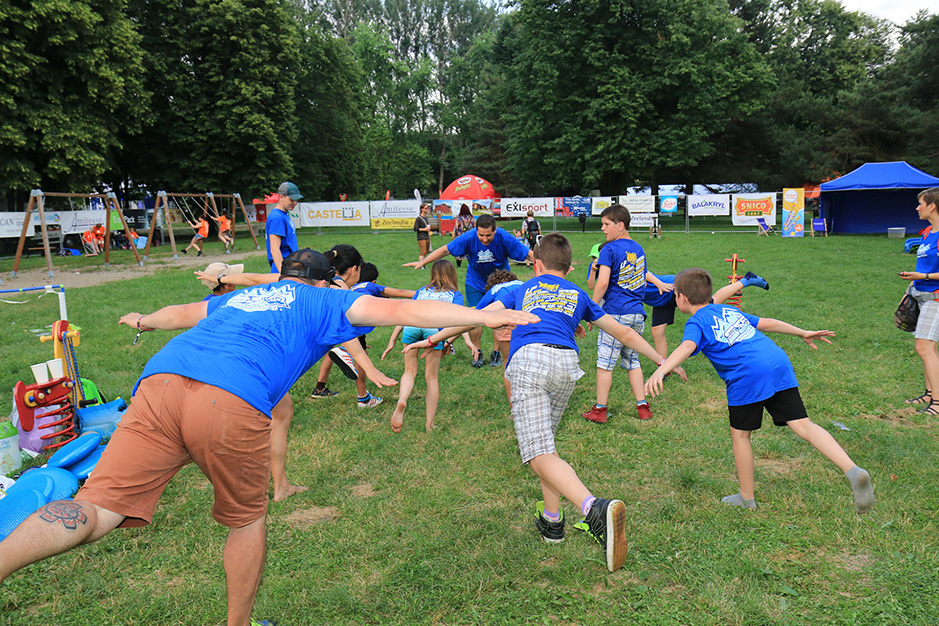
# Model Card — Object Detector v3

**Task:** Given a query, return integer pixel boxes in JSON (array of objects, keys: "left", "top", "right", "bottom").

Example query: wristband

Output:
[
  {"left": 427, "top": 340, "right": 438, "bottom": 348},
  {"left": 134, "top": 316, "right": 147, "bottom": 345}
]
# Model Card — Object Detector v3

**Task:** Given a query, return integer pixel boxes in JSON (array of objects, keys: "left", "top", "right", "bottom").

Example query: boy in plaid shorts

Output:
[
  {"left": 583, "top": 203, "right": 655, "bottom": 423},
  {"left": 406, "top": 234, "right": 677, "bottom": 571}
]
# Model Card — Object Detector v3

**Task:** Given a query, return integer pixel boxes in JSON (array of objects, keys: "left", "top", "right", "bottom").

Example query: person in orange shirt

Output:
[
  {"left": 184, "top": 216, "right": 209, "bottom": 256},
  {"left": 82, "top": 229, "right": 100, "bottom": 256},
  {"left": 211, "top": 212, "right": 233, "bottom": 253},
  {"left": 92, "top": 223, "right": 106, "bottom": 248}
]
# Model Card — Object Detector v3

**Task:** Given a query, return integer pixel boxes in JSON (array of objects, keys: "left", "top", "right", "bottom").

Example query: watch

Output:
[{"left": 217, "top": 274, "right": 224, "bottom": 285}]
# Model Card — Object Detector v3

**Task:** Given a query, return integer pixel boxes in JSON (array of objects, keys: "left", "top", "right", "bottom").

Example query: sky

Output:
[{"left": 839, "top": 0, "right": 936, "bottom": 25}]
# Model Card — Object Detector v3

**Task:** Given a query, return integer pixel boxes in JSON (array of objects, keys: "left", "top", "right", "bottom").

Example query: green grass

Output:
[{"left": 2, "top": 230, "right": 937, "bottom": 625}]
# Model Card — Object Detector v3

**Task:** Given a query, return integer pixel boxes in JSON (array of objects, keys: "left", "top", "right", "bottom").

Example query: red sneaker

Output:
[
  {"left": 582, "top": 406, "right": 608, "bottom": 423},
  {"left": 637, "top": 403, "right": 653, "bottom": 420}
]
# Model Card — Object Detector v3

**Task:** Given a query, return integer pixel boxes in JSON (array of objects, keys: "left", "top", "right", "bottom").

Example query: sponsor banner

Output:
[
  {"left": 591, "top": 196, "right": 616, "bottom": 216},
  {"left": 370, "top": 199, "right": 421, "bottom": 229},
  {"left": 631, "top": 212, "right": 658, "bottom": 229},
  {"left": 0, "top": 213, "right": 26, "bottom": 238},
  {"left": 470, "top": 199, "right": 494, "bottom": 216},
  {"left": 621, "top": 196, "right": 655, "bottom": 214},
  {"left": 299, "top": 202, "right": 370, "bottom": 227},
  {"left": 432, "top": 200, "right": 453, "bottom": 217},
  {"left": 687, "top": 194, "right": 730, "bottom": 216},
  {"left": 499, "top": 197, "right": 554, "bottom": 218},
  {"left": 731, "top": 193, "right": 777, "bottom": 226},
  {"left": 660, "top": 196, "right": 679, "bottom": 214},
  {"left": 556, "top": 197, "right": 591, "bottom": 217},
  {"left": 782, "top": 188, "right": 805, "bottom": 237}
]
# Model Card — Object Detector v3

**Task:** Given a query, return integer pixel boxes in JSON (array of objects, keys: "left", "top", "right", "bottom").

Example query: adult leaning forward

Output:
[
  {"left": 0, "top": 249, "right": 538, "bottom": 626},
  {"left": 405, "top": 213, "right": 533, "bottom": 366},
  {"left": 899, "top": 187, "right": 939, "bottom": 415}
]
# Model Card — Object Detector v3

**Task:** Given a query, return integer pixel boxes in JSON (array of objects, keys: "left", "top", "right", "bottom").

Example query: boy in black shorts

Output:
[{"left": 645, "top": 268, "right": 874, "bottom": 514}]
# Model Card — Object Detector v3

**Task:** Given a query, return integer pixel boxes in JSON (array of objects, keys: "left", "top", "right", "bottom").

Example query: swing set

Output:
[
  {"left": 10, "top": 190, "right": 142, "bottom": 279},
  {"left": 143, "top": 191, "right": 259, "bottom": 260}
]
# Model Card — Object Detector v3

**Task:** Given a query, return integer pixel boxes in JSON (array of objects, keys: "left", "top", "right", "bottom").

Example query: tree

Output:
[{"left": 0, "top": 0, "right": 148, "bottom": 196}]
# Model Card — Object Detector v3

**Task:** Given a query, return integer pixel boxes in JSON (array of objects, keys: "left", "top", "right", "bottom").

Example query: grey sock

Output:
[
  {"left": 846, "top": 466, "right": 874, "bottom": 515},
  {"left": 721, "top": 493, "right": 758, "bottom": 510}
]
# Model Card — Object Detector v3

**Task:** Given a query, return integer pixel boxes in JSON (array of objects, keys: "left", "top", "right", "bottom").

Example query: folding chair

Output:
[
  {"left": 810, "top": 218, "right": 828, "bottom": 237},
  {"left": 756, "top": 217, "right": 776, "bottom": 236}
]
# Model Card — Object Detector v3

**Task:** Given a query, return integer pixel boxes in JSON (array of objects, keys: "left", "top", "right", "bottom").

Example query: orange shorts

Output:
[
  {"left": 418, "top": 238, "right": 431, "bottom": 256},
  {"left": 77, "top": 374, "right": 271, "bottom": 528}
]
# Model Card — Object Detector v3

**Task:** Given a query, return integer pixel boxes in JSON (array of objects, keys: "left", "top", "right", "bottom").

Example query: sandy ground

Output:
[{"left": 1, "top": 246, "right": 265, "bottom": 290}]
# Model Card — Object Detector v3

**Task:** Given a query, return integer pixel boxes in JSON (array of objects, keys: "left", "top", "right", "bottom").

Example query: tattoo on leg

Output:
[{"left": 39, "top": 502, "right": 89, "bottom": 530}]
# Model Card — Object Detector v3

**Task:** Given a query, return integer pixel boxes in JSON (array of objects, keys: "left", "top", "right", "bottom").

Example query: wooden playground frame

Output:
[
  {"left": 143, "top": 191, "right": 259, "bottom": 260},
  {"left": 11, "top": 190, "right": 142, "bottom": 279}
]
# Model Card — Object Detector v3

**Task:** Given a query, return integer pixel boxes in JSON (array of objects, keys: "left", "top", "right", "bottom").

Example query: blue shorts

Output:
[
  {"left": 465, "top": 284, "right": 485, "bottom": 308},
  {"left": 402, "top": 326, "right": 445, "bottom": 350}
]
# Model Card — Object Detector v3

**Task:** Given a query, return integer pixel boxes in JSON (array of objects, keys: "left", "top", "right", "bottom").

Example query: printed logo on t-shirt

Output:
[
  {"left": 477, "top": 249, "right": 495, "bottom": 264},
  {"left": 918, "top": 240, "right": 933, "bottom": 259},
  {"left": 225, "top": 284, "right": 296, "bottom": 312},
  {"left": 418, "top": 287, "right": 457, "bottom": 303},
  {"left": 709, "top": 308, "right": 756, "bottom": 346},
  {"left": 522, "top": 281, "right": 578, "bottom": 316},
  {"left": 615, "top": 252, "right": 646, "bottom": 291}
]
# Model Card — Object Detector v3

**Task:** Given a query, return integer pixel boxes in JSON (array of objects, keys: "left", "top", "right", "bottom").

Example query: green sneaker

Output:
[{"left": 534, "top": 501, "right": 565, "bottom": 543}]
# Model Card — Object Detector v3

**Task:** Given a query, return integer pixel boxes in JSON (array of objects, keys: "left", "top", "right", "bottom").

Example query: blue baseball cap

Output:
[{"left": 277, "top": 181, "right": 303, "bottom": 201}]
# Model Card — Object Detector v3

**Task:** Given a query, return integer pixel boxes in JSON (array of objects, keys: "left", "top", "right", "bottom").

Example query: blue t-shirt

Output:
[
  {"left": 496, "top": 274, "right": 606, "bottom": 365},
  {"left": 643, "top": 274, "right": 676, "bottom": 308},
  {"left": 596, "top": 238, "right": 646, "bottom": 315},
  {"left": 475, "top": 280, "right": 524, "bottom": 310},
  {"left": 265, "top": 209, "right": 298, "bottom": 271},
  {"left": 446, "top": 227, "right": 530, "bottom": 292},
  {"left": 404, "top": 286, "right": 464, "bottom": 333},
  {"left": 914, "top": 228, "right": 939, "bottom": 292},
  {"left": 351, "top": 281, "right": 386, "bottom": 297},
  {"left": 682, "top": 303, "right": 798, "bottom": 406},
  {"left": 138, "top": 281, "right": 371, "bottom": 417}
]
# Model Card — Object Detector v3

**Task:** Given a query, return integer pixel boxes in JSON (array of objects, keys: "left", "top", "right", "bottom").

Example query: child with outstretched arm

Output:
[
  {"left": 644, "top": 267, "right": 874, "bottom": 515},
  {"left": 405, "top": 233, "right": 682, "bottom": 572}
]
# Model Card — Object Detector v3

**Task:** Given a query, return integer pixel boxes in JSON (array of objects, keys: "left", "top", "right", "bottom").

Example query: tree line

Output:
[{"left": 1, "top": 0, "right": 936, "bottom": 208}]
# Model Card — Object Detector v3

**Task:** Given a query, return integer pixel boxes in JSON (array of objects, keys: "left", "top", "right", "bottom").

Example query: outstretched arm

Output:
[
  {"left": 381, "top": 287, "right": 417, "bottom": 299},
  {"left": 347, "top": 297, "right": 534, "bottom": 334},
  {"left": 593, "top": 314, "right": 666, "bottom": 364},
  {"left": 402, "top": 301, "right": 508, "bottom": 354},
  {"left": 403, "top": 244, "right": 450, "bottom": 269},
  {"left": 591, "top": 265, "right": 611, "bottom": 305},
  {"left": 645, "top": 339, "right": 697, "bottom": 397},
  {"left": 119, "top": 301, "right": 209, "bottom": 332},
  {"left": 646, "top": 272, "right": 673, "bottom": 295},
  {"left": 342, "top": 335, "right": 397, "bottom": 388},
  {"left": 382, "top": 326, "right": 404, "bottom": 360},
  {"left": 756, "top": 318, "right": 835, "bottom": 349},
  {"left": 194, "top": 270, "right": 278, "bottom": 287}
]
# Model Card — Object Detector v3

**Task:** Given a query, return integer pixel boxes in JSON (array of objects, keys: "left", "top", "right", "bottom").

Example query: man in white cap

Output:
[
  {"left": 266, "top": 182, "right": 302, "bottom": 273},
  {"left": 200, "top": 261, "right": 245, "bottom": 298}
]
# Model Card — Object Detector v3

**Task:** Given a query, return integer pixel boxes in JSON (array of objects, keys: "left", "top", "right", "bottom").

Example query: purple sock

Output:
[
  {"left": 581, "top": 495, "right": 596, "bottom": 516},
  {"left": 542, "top": 509, "right": 561, "bottom": 522}
]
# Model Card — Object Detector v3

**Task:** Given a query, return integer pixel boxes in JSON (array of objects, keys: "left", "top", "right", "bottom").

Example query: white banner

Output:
[
  {"left": 631, "top": 213, "right": 658, "bottom": 228},
  {"left": 621, "top": 196, "right": 655, "bottom": 214},
  {"left": 299, "top": 202, "right": 370, "bottom": 228},
  {"left": 0, "top": 213, "right": 26, "bottom": 238},
  {"left": 0, "top": 210, "right": 117, "bottom": 238},
  {"left": 687, "top": 194, "right": 730, "bottom": 216},
  {"left": 369, "top": 199, "right": 421, "bottom": 221},
  {"left": 499, "top": 197, "right": 554, "bottom": 218},
  {"left": 591, "top": 196, "right": 616, "bottom": 216},
  {"left": 731, "top": 193, "right": 777, "bottom": 226}
]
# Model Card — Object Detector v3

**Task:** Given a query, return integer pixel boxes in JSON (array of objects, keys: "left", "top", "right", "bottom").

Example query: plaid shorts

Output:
[
  {"left": 596, "top": 313, "right": 645, "bottom": 370},
  {"left": 911, "top": 286, "right": 939, "bottom": 341},
  {"left": 505, "top": 344, "right": 584, "bottom": 463}
]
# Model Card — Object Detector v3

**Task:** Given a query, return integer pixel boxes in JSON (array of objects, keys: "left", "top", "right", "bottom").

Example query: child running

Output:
[
  {"left": 645, "top": 268, "right": 874, "bottom": 514},
  {"left": 407, "top": 234, "right": 678, "bottom": 571},
  {"left": 382, "top": 259, "right": 477, "bottom": 433}
]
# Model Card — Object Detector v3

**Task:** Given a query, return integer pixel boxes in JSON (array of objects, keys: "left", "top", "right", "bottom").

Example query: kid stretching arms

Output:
[
  {"left": 382, "top": 259, "right": 476, "bottom": 433},
  {"left": 645, "top": 268, "right": 874, "bottom": 514}
]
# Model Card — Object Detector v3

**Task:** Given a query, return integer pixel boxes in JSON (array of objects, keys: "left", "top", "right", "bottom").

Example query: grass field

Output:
[{"left": 1, "top": 229, "right": 937, "bottom": 625}]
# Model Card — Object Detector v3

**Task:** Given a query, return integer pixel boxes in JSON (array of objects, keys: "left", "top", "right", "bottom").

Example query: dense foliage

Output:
[{"left": 1, "top": 0, "right": 936, "bottom": 205}]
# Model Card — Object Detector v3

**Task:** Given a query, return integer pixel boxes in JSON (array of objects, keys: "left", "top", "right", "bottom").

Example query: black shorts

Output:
[
  {"left": 728, "top": 387, "right": 807, "bottom": 431},
  {"left": 650, "top": 296, "right": 677, "bottom": 327}
]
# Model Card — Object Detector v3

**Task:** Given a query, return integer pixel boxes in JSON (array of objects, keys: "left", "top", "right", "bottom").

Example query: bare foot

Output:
[
  {"left": 391, "top": 401, "right": 406, "bottom": 433},
  {"left": 274, "top": 483, "right": 309, "bottom": 502}
]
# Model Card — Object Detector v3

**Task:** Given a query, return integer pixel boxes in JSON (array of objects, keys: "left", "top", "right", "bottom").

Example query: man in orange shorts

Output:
[{"left": 0, "top": 249, "right": 539, "bottom": 626}]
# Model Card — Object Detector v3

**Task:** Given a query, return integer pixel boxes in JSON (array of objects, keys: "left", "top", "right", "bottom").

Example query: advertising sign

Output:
[
  {"left": 499, "top": 197, "right": 554, "bottom": 218},
  {"left": 660, "top": 196, "right": 678, "bottom": 214},
  {"left": 370, "top": 199, "right": 421, "bottom": 229},
  {"left": 782, "top": 188, "right": 805, "bottom": 237},
  {"left": 299, "top": 202, "right": 370, "bottom": 228},
  {"left": 591, "top": 196, "right": 616, "bottom": 216},
  {"left": 731, "top": 193, "right": 777, "bottom": 226},
  {"left": 687, "top": 194, "right": 730, "bottom": 216},
  {"left": 621, "top": 196, "right": 655, "bottom": 214},
  {"left": 556, "top": 197, "right": 591, "bottom": 217}
]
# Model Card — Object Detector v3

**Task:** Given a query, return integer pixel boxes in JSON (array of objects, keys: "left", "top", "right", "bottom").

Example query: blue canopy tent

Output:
[{"left": 819, "top": 162, "right": 939, "bottom": 234}]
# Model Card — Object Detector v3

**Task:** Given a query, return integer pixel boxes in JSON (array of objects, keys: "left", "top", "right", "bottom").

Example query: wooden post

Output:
[{"left": 234, "top": 193, "right": 260, "bottom": 250}]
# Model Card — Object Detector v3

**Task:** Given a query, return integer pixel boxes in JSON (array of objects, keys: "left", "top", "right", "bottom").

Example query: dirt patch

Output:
[
  {"left": 854, "top": 407, "right": 932, "bottom": 425},
  {"left": 282, "top": 506, "right": 341, "bottom": 528},
  {"left": 3, "top": 248, "right": 263, "bottom": 290},
  {"left": 756, "top": 457, "right": 802, "bottom": 476},
  {"left": 829, "top": 551, "right": 874, "bottom": 572},
  {"left": 351, "top": 482, "right": 376, "bottom": 497}
]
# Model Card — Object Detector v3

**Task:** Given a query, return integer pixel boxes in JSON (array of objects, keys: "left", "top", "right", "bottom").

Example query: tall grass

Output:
[{"left": 1, "top": 230, "right": 937, "bottom": 625}]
